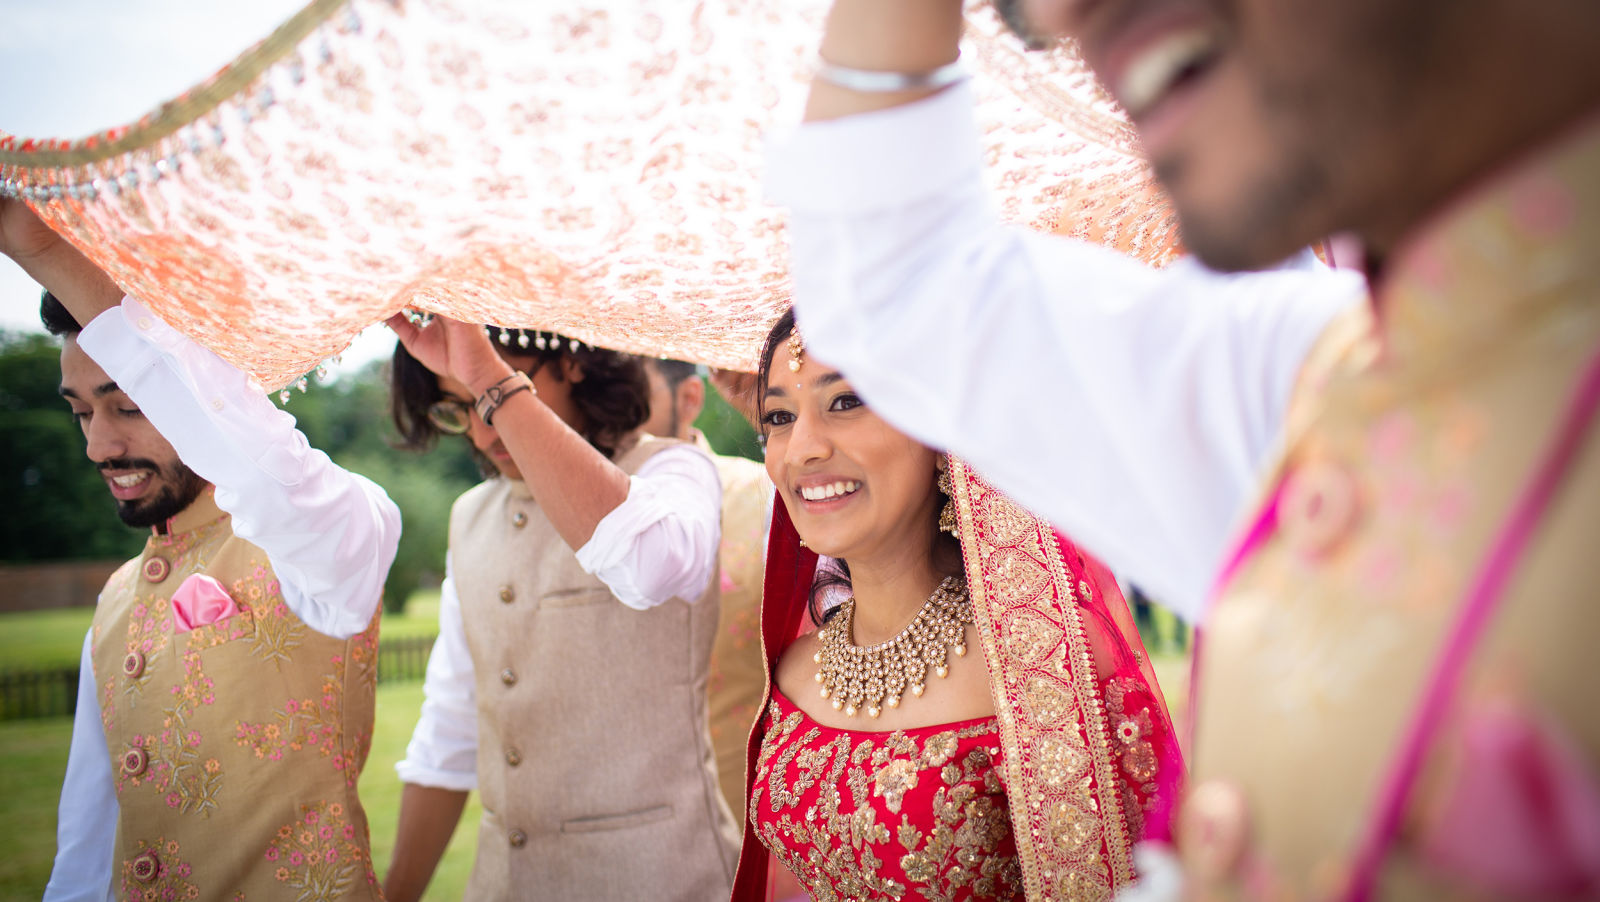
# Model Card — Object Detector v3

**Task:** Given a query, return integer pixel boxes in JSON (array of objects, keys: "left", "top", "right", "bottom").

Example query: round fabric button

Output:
[
  {"left": 121, "top": 747, "right": 149, "bottom": 777},
  {"left": 122, "top": 651, "right": 146, "bottom": 679},
  {"left": 498, "top": 585, "right": 515, "bottom": 604},
  {"left": 505, "top": 747, "right": 522, "bottom": 767},
  {"left": 500, "top": 668, "right": 517, "bottom": 687},
  {"left": 1280, "top": 460, "right": 1359, "bottom": 556},
  {"left": 130, "top": 850, "right": 161, "bottom": 883},
  {"left": 509, "top": 829, "right": 528, "bottom": 848},
  {"left": 1181, "top": 780, "right": 1250, "bottom": 884},
  {"left": 511, "top": 511, "right": 528, "bottom": 529},
  {"left": 142, "top": 556, "right": 171, "bottom": 584}
]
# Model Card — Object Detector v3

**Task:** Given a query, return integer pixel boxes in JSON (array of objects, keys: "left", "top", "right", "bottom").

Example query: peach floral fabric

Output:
[{"left": 0, "top": 0, "right": 1176, "bottom": 388}]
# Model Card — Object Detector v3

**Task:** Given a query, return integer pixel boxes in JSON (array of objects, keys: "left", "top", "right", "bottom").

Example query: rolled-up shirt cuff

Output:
[
  {"left": 394, "top": 759, "right": 479, "bottom": 792},
  {"left": 765, "top": 80, "right": 983, "bottom": 214}
]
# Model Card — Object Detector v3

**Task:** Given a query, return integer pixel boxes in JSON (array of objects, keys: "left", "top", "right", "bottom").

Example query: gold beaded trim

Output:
[{"left": 812, "top": 576, "right": 972, "bottom": 717}]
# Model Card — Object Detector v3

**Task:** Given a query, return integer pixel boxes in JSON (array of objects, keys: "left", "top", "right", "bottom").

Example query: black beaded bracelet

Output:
[{"left": 474, "top": 371, "right": 535, "bottom": 427}]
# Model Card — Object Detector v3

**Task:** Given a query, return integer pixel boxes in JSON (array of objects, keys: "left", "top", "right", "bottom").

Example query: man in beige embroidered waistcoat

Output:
[
  {"left": 639, "top": 357, "right": 771, "bottom": 827},
  {"left": 383, "top": 320, "right": 738, "bottom": 902},
  {"left": 767, "top": 0, "right": 1600, "bottom": 898},
  {"left": 2, "top": 203, "right": 401, "bottom": 902}
]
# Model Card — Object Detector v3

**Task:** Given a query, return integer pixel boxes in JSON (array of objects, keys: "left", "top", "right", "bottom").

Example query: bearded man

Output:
[{"left": 3, "top": 200, "right": 401, "bottom": 902}]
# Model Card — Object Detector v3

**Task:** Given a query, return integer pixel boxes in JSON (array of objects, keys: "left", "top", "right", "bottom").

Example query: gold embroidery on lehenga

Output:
[{"left": 752, "top": 703, "right": 1020, "bottom": 902}]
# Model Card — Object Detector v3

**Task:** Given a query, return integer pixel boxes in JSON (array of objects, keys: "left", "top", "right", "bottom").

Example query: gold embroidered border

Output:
[
  {"left": 0, "top": 0, "right": 348, "bottom": 170},
  {"left": 951, "top": 457, "right": 1134, "bottom": 902}
]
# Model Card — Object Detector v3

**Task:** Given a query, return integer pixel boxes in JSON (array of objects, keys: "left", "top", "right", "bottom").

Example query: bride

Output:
[{"left": 732, "top": 311, "right": 1184, "bottom": 901}]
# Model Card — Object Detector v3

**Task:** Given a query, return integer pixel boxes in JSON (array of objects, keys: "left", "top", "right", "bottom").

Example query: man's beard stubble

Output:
[{"left": 102, "top": 457, "right": 209, "bottom": 529}]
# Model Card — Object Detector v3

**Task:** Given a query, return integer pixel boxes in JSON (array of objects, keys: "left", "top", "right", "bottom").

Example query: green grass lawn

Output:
[
  {"left": 0, "top": 598, "right": 1191, "bottom": 900},
  {"left": 0, "top": 593, "right": 471, "bottom": 900},
  {"left": 0, "top": 680, "right": 480, "bottom": 902},
  {"left": 0, "top": 608, "right": 98, "bottom": 671}
]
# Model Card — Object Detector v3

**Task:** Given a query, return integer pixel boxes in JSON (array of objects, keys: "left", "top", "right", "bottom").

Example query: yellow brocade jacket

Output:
[
  {"left": 1181, "top": 116, "right": 1600, "bottom": 900},
  {"left": 700, "top": 440, "right": 772, "bottom": 828},
  {"left": 91, "top": 490, "right": 381, "bottom": 901}
]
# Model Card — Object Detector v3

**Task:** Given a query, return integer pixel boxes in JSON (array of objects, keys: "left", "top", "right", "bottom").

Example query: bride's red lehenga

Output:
[{"left": 733, "top": 458, "right": 1185, "bottom": 902}]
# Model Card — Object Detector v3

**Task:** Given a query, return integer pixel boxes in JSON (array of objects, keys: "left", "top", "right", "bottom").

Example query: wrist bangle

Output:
[
  {"left": 815, "top": 55, "right": 967, "bottom": 93},
  {"left": 475, "top": 372, "right": 535, "bottom": 427}
]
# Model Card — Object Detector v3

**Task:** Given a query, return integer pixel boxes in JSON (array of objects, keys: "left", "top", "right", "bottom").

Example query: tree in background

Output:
[
  {"left": 0, "top": 331, "right": 144, "bottom": 562},
  {"left": 4, "top": 327, "right": 764, "bottom": 614}
]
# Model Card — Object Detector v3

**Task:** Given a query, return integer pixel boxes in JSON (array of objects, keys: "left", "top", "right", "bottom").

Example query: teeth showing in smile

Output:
[
  {"left": 1116, "top": 28, "right": 1219, "bottom": 117},
  {"left": 800, "top": 480, "right": 861, "bottom": 502},
  {"left": 111, "top": 473, "right": 149, "bottom": 488}
]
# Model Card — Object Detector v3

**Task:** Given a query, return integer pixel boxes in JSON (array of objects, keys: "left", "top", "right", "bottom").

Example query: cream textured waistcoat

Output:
[{"left": 450, "top": 435, "right": 739, "bottom": 901}]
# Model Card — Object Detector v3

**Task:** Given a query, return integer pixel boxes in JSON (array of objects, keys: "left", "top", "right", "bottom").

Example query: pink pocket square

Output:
[{"left": 171, "top": 574, "right": 240, "bottom": 633}]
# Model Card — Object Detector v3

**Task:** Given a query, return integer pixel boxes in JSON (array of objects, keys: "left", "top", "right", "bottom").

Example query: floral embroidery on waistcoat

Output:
[
  {"left": 234, "top": 624, "right": 378, "bottom": 786},
  {"left": 114, "top": 646, "right": 223, "bottom": 815},
  {"left": 237, "top": 565, "right": 306, "bottom": 663},
  {"left": 264, "top": 800, "right": 379, "bottom": 901},
  {"left": 120, "top": 836, "right": 198, "bottom": 902}
]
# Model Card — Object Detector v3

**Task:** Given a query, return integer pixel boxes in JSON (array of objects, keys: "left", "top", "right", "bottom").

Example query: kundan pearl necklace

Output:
[{"left": 813, "top": 576, "right": 973, "bottom": 718}]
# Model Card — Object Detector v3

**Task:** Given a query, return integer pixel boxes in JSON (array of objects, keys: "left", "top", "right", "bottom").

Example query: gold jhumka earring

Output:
[{"left": 937, "top": 458, "right": 960, "bottom": 539}]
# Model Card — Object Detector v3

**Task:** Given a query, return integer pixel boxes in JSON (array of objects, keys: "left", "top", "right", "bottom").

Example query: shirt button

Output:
[
  {"left": 136, "top": 317, "right": 155, "bottom": 331},
  {"left": 1180, "top": 780, "right": 1250, "bottom": 884},
  {"left": 505, "top": 747, "right": 522, "bottom": 767},
  {"left": 499, "top": 585, "right": 515, "bottom": 604},
  {"left": 1280, "top": 460, "right": 1359, "bottom": 556},
  {"left": 501, "top": 668, "right": 517, "bottom": 687},
  {"left": 508, "top": 828, "right": 528, "bottom": 848},
  {"left": 130, "top": 850, "right": 161, "bottom": 882},
  {"left": 511, "top": 511, "right": 528, "bottom": 529},
  {"left": 121, "top": 747, "right": 149, "bottom": 777},
  {"left": 142, "top": 556, "right": 171, "bottom": 584},
  {"left": 122, "top": 651, "right": 146, "bottom": 679},
  {"left": 210, "top": 398, "right": 225, "bottom": 412}
]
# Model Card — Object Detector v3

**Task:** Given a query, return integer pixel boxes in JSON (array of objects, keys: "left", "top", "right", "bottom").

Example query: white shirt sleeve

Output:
[
  {"left": 75, "top": 297, "right": 402, "bottom": 639},
  {"left": 766, "top": 81, "right": 1365, "bottom": 622},
  {"left": 575, "top": 444, "right": 724, "bottom": 611},
  {"left": 43, "top": 631, "right": 116, "bottom": 902},
  {"left": 394, "top": 556, "right": 480, "bottom": 791}
]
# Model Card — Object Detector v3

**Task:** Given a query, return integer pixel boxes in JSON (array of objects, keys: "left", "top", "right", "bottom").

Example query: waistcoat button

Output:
[
  {"left": 142, "top": 556, "right": 171, "bottom": 583},
  {"left": 122, "top": 651, "right": 146, "bottom": 679},
  {"left": 500, "top": 668, "right": 517, "bottom": 686},
  {"left": 512, "top": 511, "right": 528, "bottom": 529},
  {"left": 1280, "top": 460, "right": 1359, "bottom": 556},
  {"left": 499, "top": 585, "right": 515, "bottom": 604},
  {"left": 505, "top": 747, "right": 522, "bottom": 767},
  {"left": 1180, "top": 780, "right": 1250, "bottom": 884},
  {"left": 508, "top": 829, "right": 528, "bottom": 848},
  {"left": 130, "top": 850, "right": 161, "bottom": 882},
  {"left": 121, "top": 747, "right": 149, "bottom": 777}
]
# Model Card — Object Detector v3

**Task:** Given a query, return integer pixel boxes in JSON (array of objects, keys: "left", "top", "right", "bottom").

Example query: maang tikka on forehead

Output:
[{"left": 786, "top": 328, "right": 805, "bottom": 373}]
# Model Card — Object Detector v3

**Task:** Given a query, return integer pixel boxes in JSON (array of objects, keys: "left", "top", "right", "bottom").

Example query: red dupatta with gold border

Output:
[{"left": 732, "top": 458, "right": 1183, "bottom": 902}]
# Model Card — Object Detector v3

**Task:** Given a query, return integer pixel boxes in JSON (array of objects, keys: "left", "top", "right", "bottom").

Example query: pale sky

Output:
[{"left": 0, "top": 0, "right": 395, "bottom": 369}]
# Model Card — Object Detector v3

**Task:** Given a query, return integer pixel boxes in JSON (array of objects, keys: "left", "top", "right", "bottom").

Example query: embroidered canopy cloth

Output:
[{"left": 0, "top": 0, "right": 1177, "bottom": 387}]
